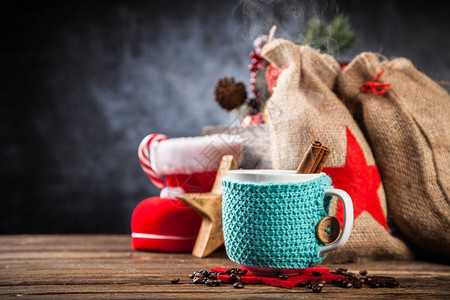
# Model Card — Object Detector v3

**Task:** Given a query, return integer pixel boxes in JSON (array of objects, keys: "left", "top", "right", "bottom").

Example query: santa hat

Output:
[{"left": 132, "top": 133, "right": 242, "bottom": 252}]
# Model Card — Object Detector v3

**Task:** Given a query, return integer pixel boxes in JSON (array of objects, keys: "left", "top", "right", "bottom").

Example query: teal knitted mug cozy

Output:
[{"left": 222, "top": 174, "right": 333, "bottom": 269}]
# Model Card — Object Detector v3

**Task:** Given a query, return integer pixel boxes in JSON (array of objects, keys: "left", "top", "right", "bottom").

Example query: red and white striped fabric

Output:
[{"left": 138, "top": 133, "right": 169, "bottom": 189}]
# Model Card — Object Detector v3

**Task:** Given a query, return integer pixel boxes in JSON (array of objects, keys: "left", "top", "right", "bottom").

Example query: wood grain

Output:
[
  {"left": 176, "top": 155, "right": 237, "bottom": 258},
  {"left": 0, "top": 235, "right": 449, "bottom": 299}
]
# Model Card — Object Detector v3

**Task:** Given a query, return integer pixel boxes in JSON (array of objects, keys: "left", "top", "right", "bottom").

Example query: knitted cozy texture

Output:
[{"left": 222, "top": 175, "right": 332, "bottom": 269}]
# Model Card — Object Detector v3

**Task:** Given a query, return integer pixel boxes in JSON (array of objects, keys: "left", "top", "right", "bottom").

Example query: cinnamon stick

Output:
[
  {"left": 296, "top": 141, "right": 331, "bottom": 174},
  {"left": 296, "top": 141, "right": 322, "bottom": 174},
  {"left": 314, "top": 145, "right": 330, "bottom": 173}
]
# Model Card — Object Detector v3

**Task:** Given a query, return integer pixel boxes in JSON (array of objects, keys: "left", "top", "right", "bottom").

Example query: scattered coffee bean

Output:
[
  {"left": 171, "top": 278, "right": 180, "bottom": 284},
  {"left": 230, "top": 273, "right": 242, "bottom": 283},
  {"left": 296, "top": 281, "right": 307, "bottom": 287},
  {"left": 315, "top": 279, "right": 326, "bottom": 287},
  {"left": 208, "top": 273, "right": 218, "bottom": 280},
  {"left": 315, "top": 282, "right": 324, "bottom": 288},
  {"left": 332, "top": 279, "right": 343, "bottom": 286},
  {"left": 343, "top": 280, "right": 353, "bottom": 288},
  {"left": 367, "top": 276, "right": 399, "bottom": 288},
  {"left": 193, "top": 278, "right": 205, "bottom": 284},
  {"left": 224, "top": 268, "right": 234, "bottom": 275},
  {"left": 312, "top": 284, "right": 322, "bottom": 293},
  {"left": 335, "top": 268, "right": 347, "bottom": 275},
  {"left": 238, "top": 269, "right": 248, "bottom": 276},
  {"left": 181, "top": 266, "right": 399, "bottom": 291}
]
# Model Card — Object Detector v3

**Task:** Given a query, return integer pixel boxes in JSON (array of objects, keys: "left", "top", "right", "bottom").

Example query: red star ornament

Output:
[{"left": 322, "top": 127, "right": 388, "bottom": 231}]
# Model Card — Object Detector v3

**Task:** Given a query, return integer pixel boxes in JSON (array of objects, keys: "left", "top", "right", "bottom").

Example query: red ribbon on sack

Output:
[{"left": 361, "top": 71, "right": 391, "bottom": 95}]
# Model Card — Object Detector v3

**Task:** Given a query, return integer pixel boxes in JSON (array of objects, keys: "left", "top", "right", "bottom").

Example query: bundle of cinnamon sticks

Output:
[{"left": 296, "top": 141, "right": 331, "bottom": 174}]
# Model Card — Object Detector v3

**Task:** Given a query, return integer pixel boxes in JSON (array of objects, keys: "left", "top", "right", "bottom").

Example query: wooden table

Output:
[{"left": 1, "top": 235, "right": 449, "bottom": 298}]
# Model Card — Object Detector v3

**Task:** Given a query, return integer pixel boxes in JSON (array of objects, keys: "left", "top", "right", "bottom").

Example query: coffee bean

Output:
[
  {"left": 238, "top": 269, "right": 248, "bottom": 276},
  {"left": 359, "top": 278, "right": 365, "bottom": 284},
  {"left": 315, "top": 279, "right": 326, "bottom": 287},
  {"left": 332, "top": 279, "right": 343, "bottom": 286},
  {"left": 224, "top": 268, "right": 233, "bottom": 275},
  {"left": 218, "top": 272, "right": 225, "bottom": 275},
  {"left": 335, "top": 268, "right": 347, "bottom": 275},
  {"left": 312, "top": 271, "right": 322, "bottom": 276},
  {"left": 233, "top": 282, "right": 245, "bottom": 288},
  {"left": 275, "top": 271, "right": 283, "bottom": 278},
  {"left": 307, "top": 280, "right": 315, "bottom": 288},
  {"left": 171, "top": 278, "right": 180, "bottom": 284},
  {"left": 359, "top": 270, "right": 368, "bottom": 276},
  {"left": 280, "top": 275, "right": 289, "bottom": 281},
  {"left": 193, "top": 278, "right": 205, "bottom": 284},
  {"left": 214, "top": 280, "right": 222, "bottom": 286},
  {"left": 354, "top": 283, "right": 362, "bottom": 288},
  {"left": 343, "top": 280, "right": 353, "bottom": 288},
  {"left": 315, "top": 282, "right": 325, "bottom": 288},
  {"left": 205, "top": 279, "right": 214, "bottom": 287},
  {"left": 385, "top": 281, "right": 399, "bottom": 288},
  {"left": 194, "top": 272, "right": 205, "bottom": 278},
  {"left": 296, "top": 281, "right": 306, "bottom": 287},
  {"left": 230, "top": 273, "right": 242, "bottom": 283},
  {"left": 188, "top": 274, "right": 195, "bottom": 279},
  {"left": 312, "top": 285, "right": 322, "bottom": 293},
  {"left": 208, "top": 274, "right": 217, "bottom": 280},
  {"left": 346, "top": 272, "right": 357, "bottom": 279},
  {"left": 366, "top": 277, "right": 380, "bottom": 288}
]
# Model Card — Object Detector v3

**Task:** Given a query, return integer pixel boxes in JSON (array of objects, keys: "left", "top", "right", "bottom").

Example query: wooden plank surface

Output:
[{"left": 0, "top": 235, "right": 449, "bottom": 299}]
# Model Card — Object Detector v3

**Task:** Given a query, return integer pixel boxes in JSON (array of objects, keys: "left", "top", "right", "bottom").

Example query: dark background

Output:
[{"left": 2, "top": 0, "right": 449, "bottom": 234}]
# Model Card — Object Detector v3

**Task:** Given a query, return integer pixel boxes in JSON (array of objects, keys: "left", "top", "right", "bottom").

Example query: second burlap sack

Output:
[
  {"left": 261, "top": 39, "right": 412, "bottom": 262},
  {"left": 336, "top": 53, "right": 450, "bottom": 258}
]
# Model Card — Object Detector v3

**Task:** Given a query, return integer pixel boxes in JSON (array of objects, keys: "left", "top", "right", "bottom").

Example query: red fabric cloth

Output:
[
  {"left": 210, "top": 267, "right": 345, "bottom": 289},
  {"left": 132, "top": 171, "right": 217, "bottom": 252},
  {"left": 323, "top": 127, "right": 388, "bottom": 230},
  {"left": 165, "top": 171, "right": 217, "bottom": 193},
  {"left": 131, "top": 196, "right": 202, "bottom": 252}
]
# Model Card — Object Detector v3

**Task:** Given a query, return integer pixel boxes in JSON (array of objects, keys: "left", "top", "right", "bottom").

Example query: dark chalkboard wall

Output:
[{"left": 2, "top": 0, "right": 449, "bottom": 233}]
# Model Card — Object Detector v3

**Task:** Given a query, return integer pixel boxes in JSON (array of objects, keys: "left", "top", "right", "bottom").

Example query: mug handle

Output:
[{"left": 319, "top": 189, "right": 354, "bottom": 256}]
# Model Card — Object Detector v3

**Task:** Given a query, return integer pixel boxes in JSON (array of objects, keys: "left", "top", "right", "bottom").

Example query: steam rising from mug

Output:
[{"left": 233, "top": 0, "right": 337, "bottom": 41}]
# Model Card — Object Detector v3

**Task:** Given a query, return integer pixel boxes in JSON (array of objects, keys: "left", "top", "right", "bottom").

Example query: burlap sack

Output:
[
  {"left": 261, "top": 39, "right": 412, "bottom": 262},
  {"left": 336, "top": 53, "right": 450, "bottom": 258}
]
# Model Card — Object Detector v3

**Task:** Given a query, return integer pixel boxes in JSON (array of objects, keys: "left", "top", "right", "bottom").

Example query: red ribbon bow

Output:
[{"left": 361, "top": 71, "right": 391, "bottom": 95}]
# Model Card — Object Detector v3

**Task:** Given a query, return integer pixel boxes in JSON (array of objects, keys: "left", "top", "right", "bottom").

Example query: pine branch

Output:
[{"left": 296, "top": 14, "right": 357, "bottom": 56}]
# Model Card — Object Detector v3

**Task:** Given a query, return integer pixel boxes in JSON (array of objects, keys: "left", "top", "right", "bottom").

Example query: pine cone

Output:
[{"left": 214, "top": 77, "right": 247, "bottom": 111}]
